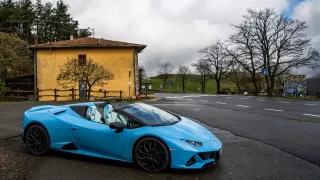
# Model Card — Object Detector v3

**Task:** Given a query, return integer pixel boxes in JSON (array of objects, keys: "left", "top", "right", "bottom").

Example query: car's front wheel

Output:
[
  {"left": 25, "top": 124, "right": 50, "bottom": 156},
  {"left": 134, "top": 137, "right": 170, "bottom": 172}
]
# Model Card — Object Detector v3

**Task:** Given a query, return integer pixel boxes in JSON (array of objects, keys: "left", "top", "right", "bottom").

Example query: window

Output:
[
  {"left": 78, "top": 54, "right": 86, "bottom": 66},
  {"left": 119, "top": 103, "right": 180, "bottom": 126},
  {"left": 104, "top": 111, "right": 129, "bottom": 125}
]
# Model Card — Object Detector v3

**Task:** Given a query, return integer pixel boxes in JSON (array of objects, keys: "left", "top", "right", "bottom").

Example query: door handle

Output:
[{"left": 72, "top": 127, "right": 79, "bottom": 131}]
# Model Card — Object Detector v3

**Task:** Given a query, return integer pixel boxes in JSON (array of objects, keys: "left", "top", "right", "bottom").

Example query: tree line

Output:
[
  {"left": 157, "top": 8, "right": 320, "bottom": 96},
  {"left": 0, "top": 0, "right": 92, "bottom": 81},
  {"left": 0, "top": 0, "right": 92, "bottom": 44}
]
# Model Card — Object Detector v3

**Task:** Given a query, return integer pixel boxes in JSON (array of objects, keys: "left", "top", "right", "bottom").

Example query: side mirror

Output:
[{"left": 109, "top": 122, "right": 126, "bottom": 133}]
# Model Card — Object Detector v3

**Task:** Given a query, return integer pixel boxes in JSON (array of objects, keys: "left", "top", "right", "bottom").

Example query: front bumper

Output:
[
  {"left": 171, "top": 148, "right": 222, "bottom": 169},
  {"left": 166, "top": 138, "right": 223, "bottom": 169}
]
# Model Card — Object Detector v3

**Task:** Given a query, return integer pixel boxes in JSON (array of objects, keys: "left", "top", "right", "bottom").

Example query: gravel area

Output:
[{"left": 0, "top": 137, "right": 42, "bottom": 180}]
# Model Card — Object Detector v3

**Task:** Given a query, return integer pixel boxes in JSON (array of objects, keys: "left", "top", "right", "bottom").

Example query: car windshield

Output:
[{"left": 119, "top": 103, "right": 180, "bottom": 126}]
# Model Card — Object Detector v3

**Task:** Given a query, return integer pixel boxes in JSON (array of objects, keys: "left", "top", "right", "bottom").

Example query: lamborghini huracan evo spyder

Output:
[{"left": 21, "top": 102, "right": 222, "bottom": 172}]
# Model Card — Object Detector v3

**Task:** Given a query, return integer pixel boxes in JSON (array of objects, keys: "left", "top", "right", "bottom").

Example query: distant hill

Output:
[{"left": 142, "top": 74, "right": 235, "bottom": 94}]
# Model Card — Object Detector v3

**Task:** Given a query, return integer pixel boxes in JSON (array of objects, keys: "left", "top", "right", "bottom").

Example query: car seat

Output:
[
  {"left": 86, "top": 106, "right": 103, "bottom": 123},
  {"left": 103, "top": 104, "right": 118, "bottom": 124}
]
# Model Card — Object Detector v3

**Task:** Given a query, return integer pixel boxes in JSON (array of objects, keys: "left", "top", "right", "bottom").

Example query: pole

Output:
[{"left": 129, "top": 71, "right": 131, "bottom": 101}]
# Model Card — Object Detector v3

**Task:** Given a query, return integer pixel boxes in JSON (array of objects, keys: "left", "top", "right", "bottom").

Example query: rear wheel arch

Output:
[{"left": 24, "top": 122, "right": 50, "bottom": 140}]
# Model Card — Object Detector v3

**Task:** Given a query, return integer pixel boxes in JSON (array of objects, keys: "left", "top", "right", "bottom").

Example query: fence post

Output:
[
  {"left": 71, "top": 88, "right": 75, "bottom": 100},
  {"left": 103, "top": 90, "right": 107, "bottom": 97},
  {"left": 54, "top": 88, "right": 57, "bottom": 101},
  {"left": 317, "top": 92, "right": 320, "bottom": 99}
]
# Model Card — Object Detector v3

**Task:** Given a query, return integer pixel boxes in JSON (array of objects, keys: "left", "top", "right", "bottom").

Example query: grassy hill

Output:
[{"left": 142, "top": 74, "right": 236, "bottom": 94}]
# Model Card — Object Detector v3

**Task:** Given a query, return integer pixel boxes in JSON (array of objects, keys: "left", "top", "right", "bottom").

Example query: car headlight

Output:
[{"left": 182, "top": 139, "right": 202, "bottom": 147}]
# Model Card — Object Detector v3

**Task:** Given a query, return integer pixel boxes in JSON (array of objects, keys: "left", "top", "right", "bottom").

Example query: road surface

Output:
[
  {"left": 153, "top": 93, "right": 320, "bottom": 166},
  {"left": 0, "top": 97, "right": 319, "bottom": 180}
]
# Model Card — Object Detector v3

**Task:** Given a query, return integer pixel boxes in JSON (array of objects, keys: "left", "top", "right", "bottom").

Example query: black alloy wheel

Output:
[
  {"left": 25, "top": 125, "right": 50, "bottom": 156},
  {"left": 134, "top": 137, "right": 170, "bottom": 172}
]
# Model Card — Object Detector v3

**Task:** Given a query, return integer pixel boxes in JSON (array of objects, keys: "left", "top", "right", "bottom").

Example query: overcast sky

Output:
[{"left": 44, "top": 0, "right": 320, "bottom": 78}]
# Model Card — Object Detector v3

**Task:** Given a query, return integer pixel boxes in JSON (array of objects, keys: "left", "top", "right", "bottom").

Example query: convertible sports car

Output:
[{"left": 21, "top": 102, "right": 222, "bottom": 172}]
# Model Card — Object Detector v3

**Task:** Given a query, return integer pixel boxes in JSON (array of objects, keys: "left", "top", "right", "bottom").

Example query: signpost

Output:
[
  {"left": 169, "top": 80, "right": 172, "bottom": 92},
  {"left": 79, "top": 80, "right": 87, "bottom": 100}
]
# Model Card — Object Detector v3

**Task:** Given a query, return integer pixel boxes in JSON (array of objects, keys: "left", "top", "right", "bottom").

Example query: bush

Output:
[{"left": 0, "top": 82, "right": 7, "bottom": 98}]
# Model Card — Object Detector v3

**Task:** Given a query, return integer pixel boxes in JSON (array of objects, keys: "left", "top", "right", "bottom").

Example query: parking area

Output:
[{"left": 0, "top": 100, "right": 320, "bottom": 180}]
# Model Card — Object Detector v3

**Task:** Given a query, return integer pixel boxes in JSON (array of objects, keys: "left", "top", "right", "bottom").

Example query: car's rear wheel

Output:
[
  {"left": 134, "top": 137, "right": 170, "bottom": 172},
  {"left": 25, "top": 124, "right": 50, "bottom": 156}
]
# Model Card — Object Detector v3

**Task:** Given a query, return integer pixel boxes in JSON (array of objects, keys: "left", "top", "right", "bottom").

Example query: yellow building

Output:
[{"left": 28, "top": 37, "right": 146, "bottom": 101}]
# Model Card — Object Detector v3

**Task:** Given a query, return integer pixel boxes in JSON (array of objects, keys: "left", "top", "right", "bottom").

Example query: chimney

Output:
[
  {"left": 34, "top": 35, "right": 38, "bottom": 45},
  {"left": 70, "top": 33, "right": 73, "bottom": 40}
]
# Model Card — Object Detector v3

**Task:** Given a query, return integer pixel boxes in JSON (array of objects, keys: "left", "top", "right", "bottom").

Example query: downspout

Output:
[{"left": 33, "top": 48, "right": 38, "bottom": 101}]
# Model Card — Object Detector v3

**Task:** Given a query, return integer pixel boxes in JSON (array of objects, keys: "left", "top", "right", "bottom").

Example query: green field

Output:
[{"left": 142, "top": 75, "right": 236, "bottom": 94}]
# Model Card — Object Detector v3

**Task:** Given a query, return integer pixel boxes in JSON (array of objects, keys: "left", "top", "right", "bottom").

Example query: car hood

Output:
[{"left": 152, "top": 117, "right": 215, "bottom": 143}]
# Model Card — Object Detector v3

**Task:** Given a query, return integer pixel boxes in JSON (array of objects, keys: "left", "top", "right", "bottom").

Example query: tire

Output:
[
  {"left": 134, "top": 137, "right": 170, "bottom": 172},
  {"left": 25, "top": 124, "right": 50, "bottom": 156}
]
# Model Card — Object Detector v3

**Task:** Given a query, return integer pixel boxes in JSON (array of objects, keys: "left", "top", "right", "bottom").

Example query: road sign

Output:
[
  {"left": 80, "top": 81, "right": 86, "bottom": 90},
  {"left": 261, "top": 68, "right": 268, "bottom": 76}
]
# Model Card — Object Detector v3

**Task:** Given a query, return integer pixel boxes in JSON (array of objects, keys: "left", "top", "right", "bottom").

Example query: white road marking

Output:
[
  {"left": 186, "top": 99, "right": 193, "bottom": 101},
  {"left": 304, "top": 122, "right": 320, "bottom": 125},
  {"left": 305, "top": 104, "right": 317, "bottom": 106},
  {"left": 257, "top": 99, "right": 266, "bottom": 101},
  {"left": 265, "top": 108, "right": 283, "bottom": 112},
  {"left": 240, "top": 98, "right": 248, "bottom": 100},
  {"left": 199, "top": 100, "right": 208, "bottom": 102},
  {"left": 303, "top": 113, "right": 320, "bottom": 118},
  {"left": 236, "top": 105, "right": 250, "bottom": 108},
  {"left": 216, "top": 102, "right": 226, "bottom": 105},
  {"left": 279, "top": 101, "right": 291, "bottom": 104}
]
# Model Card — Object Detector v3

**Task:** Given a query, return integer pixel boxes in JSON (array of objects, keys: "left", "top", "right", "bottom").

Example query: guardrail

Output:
[{"left": 3, "top": 88, "right": 123, "bottom": 101}]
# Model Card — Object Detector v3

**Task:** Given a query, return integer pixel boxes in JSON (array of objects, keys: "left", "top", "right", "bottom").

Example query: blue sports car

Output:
[{"left": 21, "top": 102, "right": 222, "bottom": 172}]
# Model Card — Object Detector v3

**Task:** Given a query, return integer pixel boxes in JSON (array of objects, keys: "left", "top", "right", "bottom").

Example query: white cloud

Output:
[
  {"left": 46, "top": 0, "right": 291, "bottom": 76},
  {"left": 293, "top": 0, "right": 320, "bottom": 77}
]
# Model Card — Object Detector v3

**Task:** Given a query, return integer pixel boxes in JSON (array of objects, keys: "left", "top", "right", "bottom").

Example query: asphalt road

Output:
[
  {"left": 0, "top": 97, "right": 320, "bottom": 179},
  {"left": 153, "top": 93, "right": 320, "bottom": 166}
]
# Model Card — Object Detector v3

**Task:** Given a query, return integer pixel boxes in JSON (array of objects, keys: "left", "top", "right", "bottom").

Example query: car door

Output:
[{"left": 71, "top": 111, "right": 132, "bottom": 160}]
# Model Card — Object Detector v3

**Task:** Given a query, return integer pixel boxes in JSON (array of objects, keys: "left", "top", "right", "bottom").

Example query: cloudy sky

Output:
[{"left": 45, "top": 0, "right": 319, "bottom": 77}]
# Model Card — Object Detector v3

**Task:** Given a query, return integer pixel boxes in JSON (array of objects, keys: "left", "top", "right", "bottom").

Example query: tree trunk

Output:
[
  {"left": 163, "top": 79, "right": 166, "bottom": 90},
  {"left": 270, "top": 77, "right": 275, "bottom": 97},
  {"left": 87, "top": 86, "right": 91, "bottom": 100},
  {"left": 251, "top": 74, "right": 259, "bottom": 95},
  {"left": 236, "top": 82, "right": 241, "bottom": 92},
  {"left": 182, "top": 79, "right": 185, "bottom": 92},
  {"left": 216, "top": 80, "right": 221, "bottom": 94},
  {"left": 202, "top": 76, "right": 205, "bottom": 94},
  {"left": 264, "top": 75, "right": 271, "bottom": 96}
]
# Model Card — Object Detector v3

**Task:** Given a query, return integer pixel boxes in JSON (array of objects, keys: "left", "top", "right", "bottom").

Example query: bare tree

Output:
[
  {"left": 138, "top": 66, "right": 147, "bottom": 94},
  {"left": 227, "top": 18, "right": 263, "bottom": 94},
  {"left": 177, "top": 66, "right": 192, "bottom": 92},
  {"left": 229, "top": 8, "right": 320, "bottom": 96},
  {"left": 229, "top": 63, "right": 248, "bottom": 92},
  {"left": 199, "top": 40, "right": 233, "bottom": 93},
  {"left": 56, "top": 57, "right": 114, "bottom": 99},
  {"left": 157, "top": 62, "right": 175, "bottom": 89},
  {"left": 192, "top": 60, "right": 210, "bottom": 93}
]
